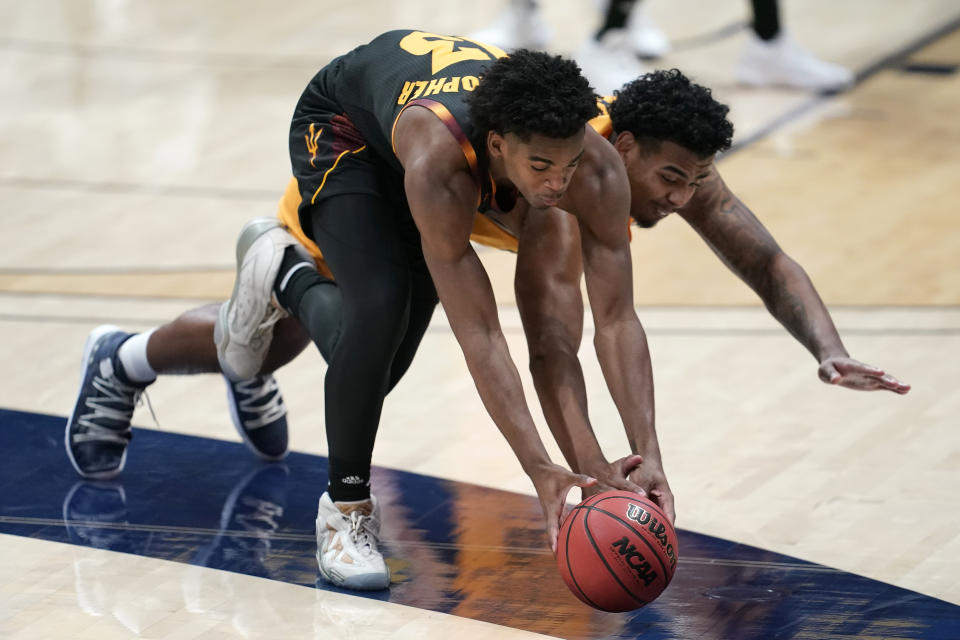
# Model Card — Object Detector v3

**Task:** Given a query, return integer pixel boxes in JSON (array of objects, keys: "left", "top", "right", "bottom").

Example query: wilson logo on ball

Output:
[{"left": 627, "top": 503, "right": 677, "bottom": 569}]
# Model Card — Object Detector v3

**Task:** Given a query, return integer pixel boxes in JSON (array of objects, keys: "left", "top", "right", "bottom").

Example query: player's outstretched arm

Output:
[
  {"left": 680, "top": 171, "right": 910, "bottom": 394},
  {"left": 395, "top": 113, "right": 596, "bottom": 551},
  {"left": 569, "top": 134, "right": 676, "bottom": 522},
  {"left": 515, "top": 206, "right": 647, "bottom": 497}
]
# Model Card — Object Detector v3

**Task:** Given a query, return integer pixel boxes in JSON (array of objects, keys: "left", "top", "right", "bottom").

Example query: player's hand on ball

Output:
[
  {"left": 627, "top": 462, "right": 675, "bottom": 525},
  {"left": 581, "top": 454, "right": 647, "bottom": 498},
  {"left": 817, "top": 356, "right": 910, "bottom": 394},
  {"left": 529, "top": 463, "right": 597, "bottom": 555}
]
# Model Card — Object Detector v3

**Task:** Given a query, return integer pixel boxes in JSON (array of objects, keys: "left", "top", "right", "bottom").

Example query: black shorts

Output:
[
  {"left": 287, "top": 91, "right": 425, "bottom": 277},
  {"left": 289, "top": 92, "right": 408, "bottom": 218}
]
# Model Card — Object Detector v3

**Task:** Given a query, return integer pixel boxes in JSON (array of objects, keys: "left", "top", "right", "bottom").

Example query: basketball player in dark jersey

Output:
[
  {"left": 65, "top": 52, "right": 910, "bottom": 590},
  {"left": 66, "top": 30, "right": 666, "bottom": 590}
]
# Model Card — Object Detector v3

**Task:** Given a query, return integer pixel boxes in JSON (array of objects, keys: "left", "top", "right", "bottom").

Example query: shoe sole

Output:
[
  {"left": 64, "top": 324, "right": 128, "bottom": 480},
  {"left": 316, "top": 549, "right": 391, "bottom": 591},
  {"left": 224, "top": 376, "right": 289, "bottom": 461},
  {"left": 214, "top": 302, "right": 245, "bottom": 381},
  {"left": 215, "top": 217, "right": 285, "bottom": 382}
]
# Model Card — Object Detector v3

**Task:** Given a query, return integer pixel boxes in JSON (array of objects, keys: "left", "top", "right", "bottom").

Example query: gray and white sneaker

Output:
[
  {"left": 215, "top": 217, "right": 307, "bottom": 381},
  {"left": 316, "top": 492, "right": 390, "bottom": 591}
]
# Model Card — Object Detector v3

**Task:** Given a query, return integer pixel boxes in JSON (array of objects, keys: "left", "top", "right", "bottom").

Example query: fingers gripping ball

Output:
[{"left": 556, "top": 490, "right": 678, "bottom": 612}]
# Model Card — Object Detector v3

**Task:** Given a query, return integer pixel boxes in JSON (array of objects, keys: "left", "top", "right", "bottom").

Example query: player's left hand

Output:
[
  {"left": 627, "top": 461, "right": 675, "bottom": 525},
  {"left": 529, "top": 462, "right": 597, "bottom": 555},
  {"left": 818, "top": 356, "right": 910, "bottom": 394}
]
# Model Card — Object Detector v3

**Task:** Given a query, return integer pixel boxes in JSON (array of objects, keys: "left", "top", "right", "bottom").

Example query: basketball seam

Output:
[
  {"left": 563, "top": 505, "right": 605, "bottom": 610},
  {"left": 591, "top": 493, "right": 671, "bottom": 523},
  {"left": 582, "top": 509, "right": 649, "bottom": 610},
  {"left": 584, "top": 503, "right": 673, "bottom": 582}
]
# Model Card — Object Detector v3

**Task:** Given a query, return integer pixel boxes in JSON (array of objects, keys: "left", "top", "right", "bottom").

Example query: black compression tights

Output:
[{"left": 287, "top": 194, "right": 438, "bottom": 502}]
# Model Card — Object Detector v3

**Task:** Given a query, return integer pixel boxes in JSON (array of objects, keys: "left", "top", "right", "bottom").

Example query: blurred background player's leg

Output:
[
  {"left": 475, "top": 0, "right": 853, "bottom": 93},
  {"left": 607, "top": 0, "right": 854, "bottom": 91},
  {"left": 735, "top": 0, "right": 854, "bottom": 91},
  {"left": 469, "top": 0, "right": 552, "bottom": 50},
  {"left": 575, "top": 0, "right": 650, "bottom": 95},
  {"left": 469, "top": 0, "right": 647, "bottom": 95}
]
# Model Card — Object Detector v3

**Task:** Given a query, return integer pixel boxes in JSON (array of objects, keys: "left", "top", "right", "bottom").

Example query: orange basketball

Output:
[{"left": 556, "top": 490, "right": 678, "bottom": 612}]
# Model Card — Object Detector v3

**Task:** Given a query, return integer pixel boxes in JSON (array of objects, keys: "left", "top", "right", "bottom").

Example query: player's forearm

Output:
[
  {"left": 457, "top": 329, "right": 555, "bottom": 473},
  {"left": 593, "top": 316, "right": 661, "bottom": 463},
  {"left": 528, "top": 348, "right": 606, "bottom": 473},
  {"left": 760, "top": 252, "right": 848, "bottom": 362}
]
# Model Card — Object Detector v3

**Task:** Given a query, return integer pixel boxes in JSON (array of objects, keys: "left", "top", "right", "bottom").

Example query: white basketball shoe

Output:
[
  {"left": 315, "top": 492, "right": 390, "bottom": 591},
  {"left": 736, "top": 32, "right": 854, "bottom": 92},
  {"left": 215, "top": 217, "right": 308, "bottom": 381},
  {"left": 626, "top": 3, "right": 670, "bottom": 59},
  {"left": 575, "top": 30, "right": 647, "bottom": 96}
]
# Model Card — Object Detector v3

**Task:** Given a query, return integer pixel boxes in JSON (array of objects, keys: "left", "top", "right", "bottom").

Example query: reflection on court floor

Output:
[{"left": 1, "top": 407, "right": 957, "bottom": 639}]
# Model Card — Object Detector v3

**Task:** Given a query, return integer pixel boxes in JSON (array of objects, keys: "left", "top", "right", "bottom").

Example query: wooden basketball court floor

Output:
[{"left": 1, "top": 1, "right": 959, "bottom": 637}]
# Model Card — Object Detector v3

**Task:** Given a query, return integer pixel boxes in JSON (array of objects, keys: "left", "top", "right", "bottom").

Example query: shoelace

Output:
[
  {"left": 347, "top": 511, "right": 379, "bottom": 556},
  {"left": 234, "top": 375, "right": 286, "bottom": 430},
  {"left": 74, "top": 360, "right": 156, "bottom": 444}
]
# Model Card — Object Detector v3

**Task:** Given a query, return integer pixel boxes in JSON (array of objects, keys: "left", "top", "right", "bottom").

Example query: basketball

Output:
[{"left": 556, "top": 490, "right": 678, "bottom": 612}]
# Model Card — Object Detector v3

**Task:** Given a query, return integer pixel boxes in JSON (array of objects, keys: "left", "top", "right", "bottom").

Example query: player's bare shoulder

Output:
[
  {"left": 563, "top": 126, "right": 630, "bottom": 229},
  {"left": 393, "top": 106, "right": 471, "bottom": 181},
  {"left": 393, "top": 104, "right": 478, "bottom": 256}
]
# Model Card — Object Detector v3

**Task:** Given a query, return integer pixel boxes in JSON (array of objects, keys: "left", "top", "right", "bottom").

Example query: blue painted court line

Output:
[{"left": 1, "top": 407, "right": 957, "bottom": 639}]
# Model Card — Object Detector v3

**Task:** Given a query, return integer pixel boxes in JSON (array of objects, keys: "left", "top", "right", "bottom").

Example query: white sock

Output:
[{"left": 117, "top": 329, "right": 158, "bottom": 384}]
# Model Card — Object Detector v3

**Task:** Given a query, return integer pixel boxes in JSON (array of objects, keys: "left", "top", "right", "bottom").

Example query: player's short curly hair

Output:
[
  {"left": 467, "top": 49, "right": 599, "bottom": 142},
  {"left": 609, "top": 69, "right": 733, "bottom": 158}
]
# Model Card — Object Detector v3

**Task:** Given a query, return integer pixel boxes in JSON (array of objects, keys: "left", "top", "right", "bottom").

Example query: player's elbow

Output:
[
  {"left": 765, "top": 251, "right": 808, "bottom": 289},
  {"left": 754, "top": 250, "right": 811, "bottom": 305}
]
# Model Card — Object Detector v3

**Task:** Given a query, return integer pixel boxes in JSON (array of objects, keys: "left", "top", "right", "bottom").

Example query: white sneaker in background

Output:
[
  {"left": 575, "top": 30, "right": 646, "bottom": 96},
  {"left": 315, "top": 492, "right": 390, "bottom": 591},
  {"left": 469, "top": 1, "right": 552, "bottom": 50},
  {"left": 627, "top": 2, "right": 670, "bottom": 59},
  {"left": 735, "top": 32, "right": 855, "bottom": 92}
]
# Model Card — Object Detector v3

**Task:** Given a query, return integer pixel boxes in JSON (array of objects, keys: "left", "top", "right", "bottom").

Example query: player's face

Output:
[
  {"left": 488, "top": 129, "right": 586, "bottom": 210},
  {"left": 615, "top": 134, "right": 714, "bottom": 228}
]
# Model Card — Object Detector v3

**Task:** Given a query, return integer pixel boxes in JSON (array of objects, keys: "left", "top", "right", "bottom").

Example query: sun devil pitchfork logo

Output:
[{"left": 626, "top": 503, "right": 677, "bottom": 570}]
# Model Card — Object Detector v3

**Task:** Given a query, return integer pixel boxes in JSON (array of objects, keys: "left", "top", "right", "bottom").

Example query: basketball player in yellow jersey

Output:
[{"left": 65, "top": 50, "right": 910, "bottom": 590}]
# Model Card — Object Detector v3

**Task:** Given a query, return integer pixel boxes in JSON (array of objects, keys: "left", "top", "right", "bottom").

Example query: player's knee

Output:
[
  {"left": 350, "top": 281, "right": 410, "bottom": 320},
  {"left": 339, "top": 285, "right": 411, "bottom": 349}
]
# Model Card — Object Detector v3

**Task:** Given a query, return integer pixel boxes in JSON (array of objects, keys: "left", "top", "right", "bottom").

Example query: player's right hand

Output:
[
  {"left": 580, "top": 454, "right": 647, "bottom": 499},
  {"left": 817, "top": 356, "right": 911, "bottom": 394},
  {"left": 528, "top": 463, "right": 596, "bottom": 555}
]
